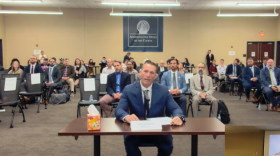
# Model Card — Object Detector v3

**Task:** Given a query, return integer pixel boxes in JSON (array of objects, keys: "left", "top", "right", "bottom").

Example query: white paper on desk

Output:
[
  {"left": 100, "top": 74, "right": 108, "bottom": 84},
  {"left": 4, "top": 77, "right": 17, "bottom": 91},
  {"left": 185, "top": 73, "right": 194, "bottom": 84},
  {"left": 130, "top": 120, "right": 162, "bottom": 131},
  {"left": 230, "top": 77, "right": 238, "bottom": 79},
  {"left": 84, "top": 78, "right": 96, "bottom": 91},
  {"left": 147, "top": 117, "right": 172, "bottom": 125},
  {"left": 31, "top": 73, "right": 40, "bottom": 85}
]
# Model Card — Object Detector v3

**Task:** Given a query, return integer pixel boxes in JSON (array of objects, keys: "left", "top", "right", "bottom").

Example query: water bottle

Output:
[
  {"left": 89, "top": 95, "right": 93, "bottom": 101},
  {"left": 258, "top": 103, "right": 261, "bottom": 110},
  {"left": 217, "top": 113, "right": 221, "bottom": 121}
]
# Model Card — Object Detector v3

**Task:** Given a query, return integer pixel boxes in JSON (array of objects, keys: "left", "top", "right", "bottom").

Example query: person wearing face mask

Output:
[
  {"left": 190, "top": 63, "right": 218, "bottom": 118},
  {"left": 225, "top": 58, "right": 243, "bottom": 96},
  {"left": 115, "top": 61, "right": 185, "bottom": 156},
  {"left": 242, "top": 58, "right": 261, "bottom": 102},
  {"left": 260, "top": 59, "right": 280, "bottom": 111}
]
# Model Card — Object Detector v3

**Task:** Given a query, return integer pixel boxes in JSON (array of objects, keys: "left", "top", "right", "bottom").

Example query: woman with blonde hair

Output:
[{"left": 8, "top": 59, "right": 23, "bottom": 78}]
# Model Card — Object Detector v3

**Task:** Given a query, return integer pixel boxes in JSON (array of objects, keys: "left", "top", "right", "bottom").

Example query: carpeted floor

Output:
[{"left": 4, "top": 89, "right": 278, "bottom": 156}]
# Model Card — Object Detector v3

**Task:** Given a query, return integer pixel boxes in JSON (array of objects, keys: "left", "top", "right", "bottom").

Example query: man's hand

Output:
[
  {"left": 272, "top": 86, "right": 277, "bottom": 92},
  {"left": 46, "top": 82, "right": 52, "bottom": 87},
  {"left": 252, "top": 78, "right": 258, "bottom": 82},
  {"left": 170, "top": 116, "right": 183, "bottom": 126},
  {"left": 199, "top": 93, "right": 207, "bottom": 99},
  {"left": 124, "top": 114, "right": 139, "bottom": 123},
  {"left": 62, "top": 77, "right": 67, "bottom": 81},
  {"left": 113, "top": 94, "right": 118, "bottom": 99},
  {"left": 169, "top": 90, "right": 175, "bottom": 95},
  {"left": 170, "top": 89, "right": 180, "bottom": 95},
  {"left": 229, "top": 75, "right": 233, "bottom": 78},
  {"left": 78, "top": 71, "right": 82, "bottom": 74}
]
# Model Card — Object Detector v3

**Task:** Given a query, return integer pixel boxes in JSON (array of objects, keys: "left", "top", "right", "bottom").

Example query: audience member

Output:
[
  {"left": 88, "top": 59, "right": 95, "bottom": 66},
  {"left": 52, "top": 57, "right": 57, "bottom": 67},
  {"left": 190, "top": 63, "right": 218, "bottom": 117},
  {"left": 217, "top": 59, "right": 227, "bottom": 81},
  {"left": 80, "top": 60, "right": 88, "bottom": 76},
  {"left": 8, "top": 58, "right": 24, "bottom": 71},
  {"left": 238, "top": 61, "right": 245, "bottom": 71},
  {"left": 206, "top": 50, "right": 214, "bottom": 75},
  {"left": 38, "top": 51, "right": 47, "bottom": 63},
  {"left": 27, "top": 59, "right": 31, "bottom": 66},
  {"left": 23, "top": 55, "right": 44, "bottom": 81},
  {"left": 130, "top": 57, "right": 137, "bottom": 69},
  {"left": 123, "top": 61, "right": 138, "bottom": 78},
  {"left": 209, "top": 60, "right": 218, "bottom": 88},
  {"left": 102, "top": 58, "right": 115, "bottom": 74},
  {"left": 260, "top": 59, "right": 280, "bottom": 111},
  {"left": 242, "top": 58, "right": 261, "bottom": 102},
  {"left": 56, "top": 58, "right": 64, "bottom": 70},
  {"left": 115, "top": 61, "right": 184, "bottom": 156},
  {"left": 122, "top": 59, "right": 128, "bottom": 71},
  {"left": 99, "top": 57, "right": 107, "bottom": 73},
  {"left": 40, "top": 58, "right": 49, "bottom": 72},
  {"left": 74, "top": 58, "right": 86, "bottom": 87},
  {"left": 166, "top": 59, "right": 171, "bottom": 70},
  {"left": 123, "top": 52, "right": 131, "bottom": 63},
  {"left": 99, "top": 61, "right": 131, "bottom": 117},
  {"left": 160, "top": 58, "right": 187, "bottom": 116},
  {"left": 157, "top": 60, "right": 168, "bottom": 74},
  {"left": 183, "top": 58, "right": 190, "bottom": 67},
  {"left": 226, "top": 58, "right": 243, "bottom": 96},
  {"left": 8, "top": 59, "right": 23, "bottom": 78},
  {"left": 37, "top": 60, "right": 41, "bottom": 65},
  {"left": 258, "top": 57, "right": 269, "bottom": 70},
  {"left": 43, "top": 58, "right": 62, "bottom": 104},
  {"left": 178, "top": 62, "right": 188, "bottom": 74},
  {"left": 61, "top": 58, "right": 75, "bottom": 97}
]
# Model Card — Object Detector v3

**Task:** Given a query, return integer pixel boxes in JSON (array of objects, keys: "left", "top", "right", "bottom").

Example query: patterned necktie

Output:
[
  {"left": 270, "top": 69, "right": 275, "bottom": 86},
  {"left": 173, "top": 72, "right": 177, "bottom": 89},
  {"left": 31, "top": 65, "right": 34, "bottom": 74},
  {"left": 200, "top": 76, "right": 204, "bottom": 90},
  {"left": 49, "top": 67, "right": 53, "bottom": 82}
]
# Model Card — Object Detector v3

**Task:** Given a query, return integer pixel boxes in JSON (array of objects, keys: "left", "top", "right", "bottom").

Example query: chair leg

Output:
[
  {"left": 79, "top": 105, "right": 81, "bottom": 118},
  {"left": 186, "top": 104, "right": 190, "bottom": 117},
  {"left": 191, "top": 104, "right": 194, "bottom": 117},
  {"left": 37, "top": 96, "right": 40, "bottom": 113},
  {"left": 18, "top": 104, "right": 26, "bottom": 122},
  {"left": 209, "top": 105, "right": 212, "bottom": 117},
  {"left": 10, "top": 106, "right": 17, "bottom": 128},
  {"left": 43, "top": 95, "right": 47, "bottom": 109},
  {"left": 77, "top": 105, "right": 80, "bottom": 118},
  {"left": 262, "top": 93, "right": 269, "bottom": 111}
]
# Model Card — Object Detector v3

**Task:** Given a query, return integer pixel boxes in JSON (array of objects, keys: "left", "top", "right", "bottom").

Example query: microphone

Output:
[{"left": 143, "top": 90, "right": 150, "bottom": 120}]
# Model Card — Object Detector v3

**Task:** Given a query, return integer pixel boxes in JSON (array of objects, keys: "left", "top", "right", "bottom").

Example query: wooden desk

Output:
[{"left": 58, "top": 118, "right": 225, "bottom": 156}]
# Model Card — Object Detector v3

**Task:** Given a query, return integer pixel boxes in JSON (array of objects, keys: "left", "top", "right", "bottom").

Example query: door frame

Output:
[
  {"left": 276, "top": 41, "right": 280, "bottom": 67},
  {"left": 247, "top": 41, "right": 275, "bottom": 63}
]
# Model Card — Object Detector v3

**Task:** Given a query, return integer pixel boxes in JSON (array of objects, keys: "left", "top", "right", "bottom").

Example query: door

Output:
[
  {"left": 247, "top": 42, "right": 274, "bottom": 66},
  {"left": 0, "top": 39, "right": 2, "bottom": 66},
  {"left": 276, "top": 41, "right": 280, "bottom": 66},
  {"left": 247, "top": 42, "right": 259, "bottom": 65}
]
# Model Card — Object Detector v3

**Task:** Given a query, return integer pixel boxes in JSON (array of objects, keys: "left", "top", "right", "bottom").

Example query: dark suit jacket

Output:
[
  {"left": 40, "top": 63, "right": 50, "bottom": 66},
  {"left": 60, "top": 65, "right": 75, "bottom": 79},
  {"left": 123, "top": 55, "right": 130, "bottom": 63},
  {"left": 260, "top": 67, "right": 280, "bottom": 87},
  {"left": 258, "top": 64, "right": 266, "bottom": 70},
  {"left": 226, "top": 64, "right": 242, "bottom": 79},
  {"left": 45, "top": 66, "right": 62, "bottom": 83},
  {"left": 242, "top": 66, "right": 260, "bottom": 83},
  {"left": 157, "top": 66, "right": 168, "bottom": 74},
  {"left": 106, "top": 72, "right": 131, "bottom": 96},
  {"left": 115, "top": 81, "right": 184, "bottom": 120},
  {"left": 23, "top": 64, "right": 44, "bottom": 80},
  {"left": 206, "top": 54, "right": 214, "bottom": 65}
]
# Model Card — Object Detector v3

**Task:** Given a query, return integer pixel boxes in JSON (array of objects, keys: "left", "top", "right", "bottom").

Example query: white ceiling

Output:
[{"left": 0, "top": 0, "right": 280, "bottom": 10}]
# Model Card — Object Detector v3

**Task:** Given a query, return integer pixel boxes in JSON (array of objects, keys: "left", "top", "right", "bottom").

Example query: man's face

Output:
[
  {"left": 49, "top": 59, "right": 55, "bottom": 66},
  {"left": 140, "top": 64, "right": 156, "bottom": 87},
  {"left": 247, "top": 59, "right": 253, "bottom": 66},
  {"left": 159, "top": 61, "right": 164, "bottom": 67},
  {"left": 43, "top": 60, "right": 48, "bottom": 65},
  {"left": 220, "top": 60, "right": 224, "bottom": 65},
  {"left": 113, "top": 62, "right": 122, "bottom": 73},
  {"left": 263, "top": 60, "right": 267, "bottom": 64},
  {"left": 107, "top": 60, "right": 112, "bottom": 67},
  {"left": 208, "top": 50, "right": 211, "bottom": 54},
  {"left": 267, "top": 59, "right": 274, "bottom": 68},
  {"left": 30, "top": 56, "right": 36, "bottom": 64},
  {"left": 60, "top": 60, "right": 64, "bottom": 64},
  {"left": 64, "top": 60, "right": 69, "bottom": 66},
  {"left": 197, "top": 63, "right": 205, "bottom": 75},
  {"left": 212, "top": 61, "right": 216, "bottom": 65},
  {"left": 41, "top": 51, "right": 44, "bottom": 55},
  {"left": 233, "top": 60, "right": 238, "bottom": 65},
  {"left": 170, "top": 60, "right": 178, "bottom": 70},
  {"left": 127, "top": 62, "right": 133, "bottom": 69}
]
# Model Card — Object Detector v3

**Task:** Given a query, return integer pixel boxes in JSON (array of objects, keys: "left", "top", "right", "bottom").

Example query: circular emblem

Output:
[{"left": 137, "top": 20, "right": 150, "bottom": 34}]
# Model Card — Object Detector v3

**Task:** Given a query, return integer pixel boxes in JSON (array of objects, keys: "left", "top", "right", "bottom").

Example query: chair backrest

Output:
[
  {"left": 1, "top": 74, "right": 20, "bottom": 78},
  {"left": 0, "top": 77, "right": 21, "bottom": 102},
  {"left": 79, "top": 78, "right": 100, "bottom": 101},
  {"left": 26, "top": 73, "right": 44, "bottom": 92},
  {"left": 136, "top": 67, "right": 140, "bottom": 72},
  {"left": 0, "top": 70, "right": 8, "bottom": 75},
  {"left": 95, "top": 74, "right": 100, "bottom": 79},
  {"left": 131, "top": 74, "right": 136, "bottom": 83}
]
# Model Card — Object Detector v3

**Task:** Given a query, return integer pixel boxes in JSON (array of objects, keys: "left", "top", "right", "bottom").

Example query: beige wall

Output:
[
  {"left": 0, "top": 6, "right": 4, "bottom": 66},
  {"left": 225, "top": 132, "right": 264, "bottom": 156},
  {"left": 2, "top": 7, "right": 279, "bottom": 68}
]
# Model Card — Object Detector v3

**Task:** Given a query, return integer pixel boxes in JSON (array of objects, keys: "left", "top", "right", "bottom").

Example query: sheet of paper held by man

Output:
[
  {"left": 130, "top": 120, "right": 162, "bottom": 131},
  {"left": 147, "top": 117, "right": 173, "bottom": 125},
  {"left": 31, "top": 73, "right": 41, "bottom": 85},
  {"left": 4, "top": 77, "right": 17, "bottom": 91}
]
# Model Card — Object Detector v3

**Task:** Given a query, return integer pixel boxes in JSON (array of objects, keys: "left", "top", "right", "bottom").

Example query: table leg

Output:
[
  {"left": 94, "top": 136, "right": 100, "bottom": 156},
  {"left": 191, "top": 135, "right": 198, "bottom": 156}
]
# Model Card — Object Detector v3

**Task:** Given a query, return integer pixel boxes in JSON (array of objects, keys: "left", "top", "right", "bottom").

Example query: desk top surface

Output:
[{"left": 58, "top": 118, "right": 225, "bottom": 136}]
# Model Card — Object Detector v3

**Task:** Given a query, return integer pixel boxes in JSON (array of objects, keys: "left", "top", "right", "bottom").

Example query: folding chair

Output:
[
  {"left": 19, "top": 73, "right": 46, "bottom": 113},
  {"left": 0, "top": 77, "right": 25, "bottom": 128},
  {"left": 187, "top": 98, "right": 213, "bottom": 117},
  {"left": 0, "top": 74, "right": 20, "bottom": 78},
  {"left": 77, "top": 78, "right": 100, "bottom": 118}
]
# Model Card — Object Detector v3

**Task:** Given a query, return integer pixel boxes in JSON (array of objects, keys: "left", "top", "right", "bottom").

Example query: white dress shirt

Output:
[
  {"left": 217, "top": 65, "right": 227, "bottom": 75},
  {"left": 160, "top": 67, "right": 165, "bottom": 72},
  {"left": 250, "top": 66, "right": 254, "bottom": 77},
  {"left": 30, "top": 64, "right": 36, "bottom": 74}
]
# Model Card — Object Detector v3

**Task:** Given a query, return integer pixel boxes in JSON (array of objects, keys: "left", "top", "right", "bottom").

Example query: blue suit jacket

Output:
[
  {"left": 260, "top": 67, "right": 280, "bottom": 87},
  {"left": 106, "top": 72, "right": 131, "bottom": 96},
  {"left": 160, "top": 70, "right": 187, "bottom": 93},
  {"left": 115, "top": 81, "right": 184, "bottom": 121},
  {"left": 23, "top": 64, "right": 44, "bottom": 80},
  {"left": 242, "top": 66, "right": 260, "bottom": 83}
]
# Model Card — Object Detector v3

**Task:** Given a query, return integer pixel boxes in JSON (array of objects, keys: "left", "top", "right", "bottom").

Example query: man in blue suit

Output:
[
  {"left": 242, "top": 58, "right": 261, "bottom": 102},
  {"left": 226, "top": 58, "right": 243, "bottom": 96},
  {"left": 260, "top": 59, "right": 280, "bottom": 111},
  {"left": 115, "top": 61, "right": 185, "bottom": 156},
  {"left": 160, "top": 58, "right": 187, "bottom": 116}
]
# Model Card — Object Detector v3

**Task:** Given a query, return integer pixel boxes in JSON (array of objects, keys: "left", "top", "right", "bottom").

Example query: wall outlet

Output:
[{"left": 255, "top": 152, "right": 258, "bottom": 155}]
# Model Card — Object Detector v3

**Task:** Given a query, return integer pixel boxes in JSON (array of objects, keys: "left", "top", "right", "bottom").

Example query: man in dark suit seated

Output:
[
  {"left": 160, "top": 58, "right": 187, "bottom": 116},
  {"left": 225, "top": 58, "right": 243, "bottom": 96},
  {"left": 115, "top": 61, "right": 185, "bottom": 156},
  {"left": 260, "top": 59, "right": 280, "bottom": 111},
  {"left": 43, "top": 58, "right": 62, "bottom": 104},
  {"left": 40, "top": 58, "right": 50, "bottom": 72},
  {"left": 157, "top": 60, "right": 168, "bottom": 82},
  {"left": 242, "top": 58, "right": 261, "bottom": 102},
  {"left": 99, "top": 61, "right": 131, "bottom": 117},
  {"left": 258, "top": 57, "right": 269, "bottom": 70}
]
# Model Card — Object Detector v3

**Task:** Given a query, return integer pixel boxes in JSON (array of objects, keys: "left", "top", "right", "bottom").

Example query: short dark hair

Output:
[
  {"left": 235, "top": 58, "right": 240, "bottom": 63},
  {"left": 127, "top": 52, "right": 131, "bottom": 55},
  {"left": 263, "top": 57, "right": 269, "bottom": 61},
  {"left": 43, "top": 58, "right": 48, "bottom": 61},
  {"left": 127, "top": 61, "right": 133, "bottom": 64},
  {"left": 220, "top": 59, "right": 224, "bottom": 61},
  {"left": 168, "top": 58, "right": 179, "bottom": 64},
  {"left": 51, "top": 57, "right": 56, "bottom": 61},
  {"left": 113, "top": 60, "right": 121, "bottom": 65},
  {"left": 247, "top": 57, "right": 254, "bottom": 61},
  {"left": 103, "top": 57, "right": 106, "bottom": 59},
  {"left": 171, "top": 56, "right": 175, "bottom": 59},
  {"left": 143, "top": 61, "right": 158, "bottom": 73},
  {"left": 166, "top": 59, "right": 170, "bottom": 64}
]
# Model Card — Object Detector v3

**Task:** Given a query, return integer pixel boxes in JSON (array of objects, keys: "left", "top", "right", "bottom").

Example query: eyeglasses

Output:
[{"left": 198, "top": 67, "right": 205, "bottom": 69}]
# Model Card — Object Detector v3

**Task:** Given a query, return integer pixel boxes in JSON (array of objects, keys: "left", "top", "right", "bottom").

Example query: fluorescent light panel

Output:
[
  {"left": 237, "top": 3, "right": 280, "bottom": 6},
  {"left": 0, "top": 0, "right": 42, "bottom": 3},
  {"left": 0, "top": 10, "right": 63, "bottom": 14},
  {"left": 102, "top": 2, "right": 180, "bottom": 6},
  {"left": 217, "top": 13, "right": 279, "bottom": 17},
  {"left": 110, "top": 12, "right": 172, "bottom": 16}
]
